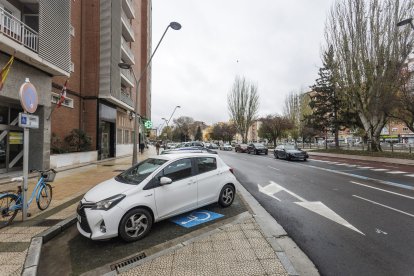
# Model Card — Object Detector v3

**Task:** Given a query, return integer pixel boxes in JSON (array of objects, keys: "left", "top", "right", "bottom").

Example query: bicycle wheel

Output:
[
  {"left": 0, "top": 194, "right": 18, "bottom": 229},
  {"left": 37, "top": 184, "right": 53, "bottom": 210}
]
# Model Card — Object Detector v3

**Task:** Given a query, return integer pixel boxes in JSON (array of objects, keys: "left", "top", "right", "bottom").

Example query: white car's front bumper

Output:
[{"left": 77, "top": 205, "right": 124, "bottom": 240}]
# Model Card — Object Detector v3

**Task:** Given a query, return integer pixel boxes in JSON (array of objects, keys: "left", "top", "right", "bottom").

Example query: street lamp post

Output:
[
  {"left": 118, "top": 22, "right": 181, "bottom": 166},
  {"left": 162, "top": 105, "right": 181, "bottom": 142}
]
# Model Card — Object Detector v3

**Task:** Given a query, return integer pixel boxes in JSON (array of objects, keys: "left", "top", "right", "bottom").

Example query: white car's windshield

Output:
[{"left": 116, "top": 158, "right": 167, "bottom": 184}]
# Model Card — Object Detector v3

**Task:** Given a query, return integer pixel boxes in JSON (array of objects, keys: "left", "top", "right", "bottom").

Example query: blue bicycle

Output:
[{"left": 0, "top": 169, "right": 56, "bottom": 228}]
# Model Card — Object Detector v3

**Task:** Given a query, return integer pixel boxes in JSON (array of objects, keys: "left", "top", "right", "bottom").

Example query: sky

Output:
[{"left": 151, "top": 0, "right": 333, "bottom": 130}]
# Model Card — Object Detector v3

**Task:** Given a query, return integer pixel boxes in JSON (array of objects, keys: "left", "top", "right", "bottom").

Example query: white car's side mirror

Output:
[{"left": 160, "top": 177, "right": 173, "bottom": 185}]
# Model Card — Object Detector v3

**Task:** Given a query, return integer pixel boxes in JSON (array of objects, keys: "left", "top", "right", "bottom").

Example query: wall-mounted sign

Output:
[
  {"left": 19, "top": 79, "right": 38, "bottom": 114},
  {"left": 144, "top": 120, "right": 153, "bottom": 129},
  {"left": 18, "top": 113, "right": 39, "bottom": 129},
  {"left": 9, "top": 132, "right": 23, "bottom": 145}
]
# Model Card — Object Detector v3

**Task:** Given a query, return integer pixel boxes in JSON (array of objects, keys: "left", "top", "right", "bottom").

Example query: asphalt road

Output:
[{"left": 218, "top": 150, "right": 414, "bottom": 276}]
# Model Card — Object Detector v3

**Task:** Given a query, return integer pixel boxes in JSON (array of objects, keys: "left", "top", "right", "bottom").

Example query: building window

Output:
[
  {"left": 403, "top": 127, "right": 408, "bottom": 131},
  {"left": 70, "top": 25, "right": 75, "bottom": 37},
  {"left": 391, "top": 128, "right": 398, "bottom": 132},
  {"left": 124, "top": 130, "right": 129, "bottom": 144},
  {"left": 117, "top": 129, "right": 123, "bottom": 144},
  {"left": 51, "top": 92, "right": 74, "bottom": 108}
]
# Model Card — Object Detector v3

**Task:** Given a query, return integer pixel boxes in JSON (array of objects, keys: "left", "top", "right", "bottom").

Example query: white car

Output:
[{"left": 77, "top": 153, "right": 236, "bottom": 242}]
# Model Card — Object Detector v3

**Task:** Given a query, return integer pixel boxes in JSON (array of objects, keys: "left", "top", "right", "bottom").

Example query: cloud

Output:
[{"left": 151, "top": 0, "right": 332, "bottom": 128}]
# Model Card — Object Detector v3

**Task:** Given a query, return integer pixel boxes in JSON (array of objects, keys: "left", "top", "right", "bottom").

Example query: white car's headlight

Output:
[{"left": 93, "top": 194, "right": 126, "bottom": 210}]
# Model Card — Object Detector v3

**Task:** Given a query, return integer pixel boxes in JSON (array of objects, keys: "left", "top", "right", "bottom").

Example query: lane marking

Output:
[
  {"left": 406, "top": 174, "right": 414, "bottom": 178},
  {"left": 295, "top": 201, "right": 365, "bottom": 235},
  {"left": 357, "top": 167, "right": 373, "bottom": 169},
  {"left": 386, "top": 171, "right": 407, "bottom": 174},
  {"left": 350, "top": 181, "right": 414, "bottom": 200},
  {"left": 375, "top": 228, "right": 388, "bottom": 235},
  {"left": 258, "top": 181, "right": 364, "bottom": 235},
  {"left": 371, "top": 169, "right": 389, "bottom": 171},
  {"left": 353, "top": 195, "right": 414, "bottom": 218},
  {"left": 267, "top": 166, "right": 280, "bottom": 171},
  {"left": 336, "top": 163, "right": 349, "bottom": 166},
  {"left": 328, "top": 162, "right": 339, "bottom": 164},
  {"left": 305, "top": 164, "right": 414, "bottom": 191}
]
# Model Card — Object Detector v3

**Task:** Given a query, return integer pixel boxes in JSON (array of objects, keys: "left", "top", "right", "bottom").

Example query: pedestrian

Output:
[
  {"left": 139, "top": 142, "right": 145, "bottom": 154},
  {"left": 155, "top": 141, "right": 161, "bottom": 155}
]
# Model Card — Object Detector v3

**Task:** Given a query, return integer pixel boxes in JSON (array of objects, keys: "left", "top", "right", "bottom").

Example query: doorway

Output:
[{"left": 0, "top": 104, "right": 23, "bottom": 173}]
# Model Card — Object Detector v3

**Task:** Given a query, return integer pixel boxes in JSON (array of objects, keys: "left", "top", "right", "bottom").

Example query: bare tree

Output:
[
  {"left": 258, "top": 115, "right": 293, "bottom": 146},
  {"left": 173, "top": 116, "right": 194, "bottom": 141},
  {"left": 227, "top": 76, "right": 260, "bottom": 143},
  {"left": 325, "top": 0, "right": 414, "bottom": 151}
]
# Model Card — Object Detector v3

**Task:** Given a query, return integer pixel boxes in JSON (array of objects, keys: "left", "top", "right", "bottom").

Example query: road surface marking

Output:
[
  {"left": 258, "top": 181, "right": 364, "bottom": 235},
  {"left": 305, "top": 164, "right": 414, "bottom": 191},
  {"left": 386, "top": 171, "right": 407, "bottom": 174},
  {"left": 350, "top": 181, "right": 414, "bottom": 200},
  {"left": 371, "top": 169, "right": 389, "bottom": 171},
  {"left": 353, "top": 195, "right": 414, "bottom": 218},
  {"left": 406, "top": 174, "right": 414, "bottom": 178},
  {"left": 337, "top": 163, "right": 349, "bottom": 166},
  {"left": 328, "top": 162, "right": 339, "bottom": 164},
  {"left": 295, "top": 201, "right": 365, "bottom": 235},
  {"left": 357, "top": 167, "right": 373, "bottom": 169},
  {"left": 375, "top": 228, "right": 388, "bottom": 235},
  {"left": 345, "top": 164, "right": 357, "bottom": 167},
  {"left": 267, "top": 166, "right": 280, "bottom": 171}
]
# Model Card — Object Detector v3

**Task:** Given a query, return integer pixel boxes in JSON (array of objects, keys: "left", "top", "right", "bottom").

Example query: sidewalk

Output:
[{"left": 0, "top": 147, "right": 317, "bottom": 276}]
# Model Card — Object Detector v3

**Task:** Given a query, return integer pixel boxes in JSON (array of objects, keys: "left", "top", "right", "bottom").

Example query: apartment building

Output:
[
  {"left": 0, "top": 0, "right": 71, "bottom": 173},
  {"left": 50, "top": 0, "right": 152, "bottom": 160}
]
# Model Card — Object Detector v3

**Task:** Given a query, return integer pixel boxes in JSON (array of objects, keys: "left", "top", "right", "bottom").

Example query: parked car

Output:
[
  {"left": 207, "top": 143, "right": 219, "bottom": 149},
  {"left": 234, "top": 144, "right": 248, "bottom": 153},
  {"left": 247, "top": 143, "right": 268, "bottom": 155},
  {"left": 274, "top": 144, "right": 308, "bottom": 161},
  {"left": 220, "top": 143, "right": 233, "bottom": 151},
  {"left": 161, "top": 147, "right": 217, "bottom": 154},
  {"left": 77, "top": 153, "right": 236, "bottom": 242}
]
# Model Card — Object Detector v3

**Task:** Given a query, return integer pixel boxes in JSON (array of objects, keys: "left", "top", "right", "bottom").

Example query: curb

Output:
[{"left": 21, "top": 215, "right": 77, "bottom": 276}]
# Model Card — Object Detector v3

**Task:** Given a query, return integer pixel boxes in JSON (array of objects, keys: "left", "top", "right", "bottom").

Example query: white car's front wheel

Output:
[
  {"left": 218, "top": 184, "right": 235, "bottom": 208},
  {"left": 119, "top": 208, "right": 153, "bottom": 242}
]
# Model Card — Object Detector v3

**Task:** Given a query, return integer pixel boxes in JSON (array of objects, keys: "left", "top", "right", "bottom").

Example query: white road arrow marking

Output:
[
  {"left": 375, "top": 228, "right": 388, "bottom": 235},
  {"left": 258, "top": 181, "right": 364, "bottom": 235},
  {"left": 295, "top": 201, "right": 365, "bottom": 235}
]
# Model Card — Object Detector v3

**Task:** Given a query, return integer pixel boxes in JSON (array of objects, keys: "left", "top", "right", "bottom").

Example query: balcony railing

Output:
[
  {"left": 120, "top": 68, "right": 135, "bottom": 86},
  {"left": 0, "top": 7, "right": 38, "bottom": 53},
  {"left": 121, "top": 36, "right": 135, "bottom": 63},
  {"left": 121, "top": 9, "right": 134, "bottom": 41},
  {"left": 123, "top": 0, "right": 135, "bottom": 19},
  {"left": 120, "top": 90, "right": 134, "bottom": 107}
]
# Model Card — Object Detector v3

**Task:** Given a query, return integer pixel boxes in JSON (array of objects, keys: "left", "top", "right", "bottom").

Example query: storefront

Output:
[{"left": 98, "top": 102, "right": 116, "bottom": 160}]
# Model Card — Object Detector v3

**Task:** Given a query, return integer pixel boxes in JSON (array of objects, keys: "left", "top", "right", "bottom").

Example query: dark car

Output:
[
  {"left": 274, "top": 144, "right": 308, "bottom": 161},
  {"left": 247, "top": 143, "right": 268, "bottom": 155},
  {"left": 234, "top": 144, "right": 248, "bottom": 153}
]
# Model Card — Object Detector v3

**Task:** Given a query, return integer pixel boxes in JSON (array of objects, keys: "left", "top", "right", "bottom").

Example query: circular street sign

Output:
[{"left": 19, "top": 80, "right": 38, "bottom": 113}]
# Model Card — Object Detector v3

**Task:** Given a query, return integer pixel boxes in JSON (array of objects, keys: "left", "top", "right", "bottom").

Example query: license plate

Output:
[{"left": 77, "top": 214, "right": 81, "bottom": 223}]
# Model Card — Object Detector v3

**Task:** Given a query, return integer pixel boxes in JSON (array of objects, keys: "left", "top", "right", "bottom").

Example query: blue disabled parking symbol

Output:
[{"left": 170, "top": 210, "right": 224, "bottom": 228}]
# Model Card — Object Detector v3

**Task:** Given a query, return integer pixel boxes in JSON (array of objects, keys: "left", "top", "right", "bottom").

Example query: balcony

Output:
[
  {"left": 121, "top": 9, "right": 134, "bottom": 42},
  {"left": 0, "top": 7, "right": 38, "bottom": 52},
  {"left": 121, "top": 37, "right": 135, "bottom": 65},
  {"left": 120, "top": 90, "right": 134, "bottom": 107},
  {"left": 122, "top": 0, "right": 135, "bottom": 19},
  {"left": 120, "top": 68, "right": 135, "bottom": 88}
]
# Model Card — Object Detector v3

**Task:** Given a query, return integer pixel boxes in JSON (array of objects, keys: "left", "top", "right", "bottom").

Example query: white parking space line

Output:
[
  {"left": 267, "top": 166, "right": 280, "bottom": 171},
  {"left": 386, "top": 171, "right": 407, "bottom": 174},
  {"left": 353, "top": 195, "right": 414, "bottom": 218},
  {"left": 371, "top": 169, "right": 389, "bottom": 171},
  {"left": 357, "top": 167, "right": 373, "bottom": 169},
  {"left": 406, "top": 174, "right": 414, "bottom": 178},
  {"left": 350, "top": 181, "right": 414, "bottom": 200}
]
